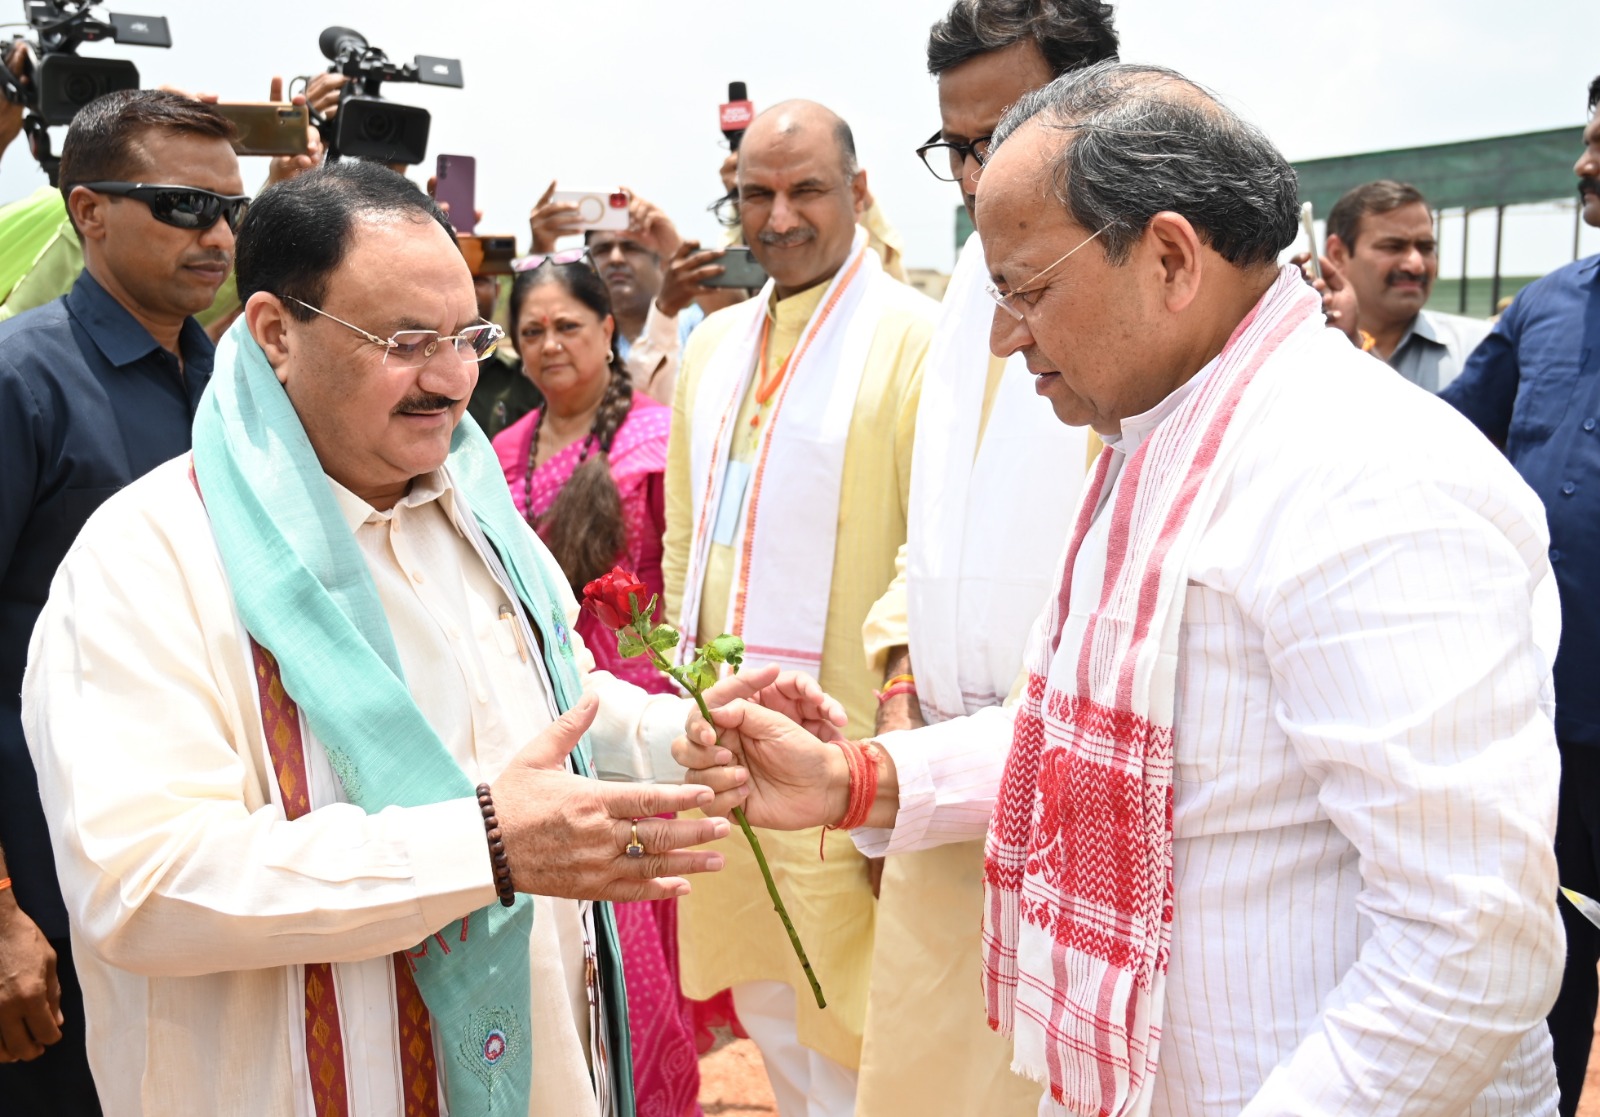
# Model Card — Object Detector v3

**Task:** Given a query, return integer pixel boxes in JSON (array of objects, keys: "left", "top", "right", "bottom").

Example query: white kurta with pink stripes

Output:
[{"left": 855, "top": 326, "right": 1565, "bottom": 1116}]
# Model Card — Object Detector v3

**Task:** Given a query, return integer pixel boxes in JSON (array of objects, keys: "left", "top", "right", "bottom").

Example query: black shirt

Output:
[{"left": 0, "top": 270, "right": 213, "bottom": 938}]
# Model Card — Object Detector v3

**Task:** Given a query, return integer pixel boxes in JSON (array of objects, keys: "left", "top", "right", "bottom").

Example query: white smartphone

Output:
[
  {"left": 1299, "top": 201, "right": 1322, "bottom": 279},
  {"left": 552, "top": 189, "right": 629, "bottom": 232}
]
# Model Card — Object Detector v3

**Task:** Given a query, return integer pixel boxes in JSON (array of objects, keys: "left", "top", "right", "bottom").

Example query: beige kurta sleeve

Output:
[
  {"left": 862, "top": 542, "right": 909, "bottom": 674},
  {"left": 20, "top": 484, "right": 497, "bottom": 976}
]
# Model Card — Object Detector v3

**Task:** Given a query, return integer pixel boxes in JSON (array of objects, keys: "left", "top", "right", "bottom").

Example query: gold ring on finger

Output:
[{"left": 625, "top": 820, "right": 646, "bottom": 859}]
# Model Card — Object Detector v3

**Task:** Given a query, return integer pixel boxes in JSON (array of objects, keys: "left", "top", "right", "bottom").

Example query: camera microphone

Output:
[
  {"left": 319, "top": 26, "right": 368, "bottom": 62},
  {"left": 720, "top": 80, "right": 753, "bottom": 151}
]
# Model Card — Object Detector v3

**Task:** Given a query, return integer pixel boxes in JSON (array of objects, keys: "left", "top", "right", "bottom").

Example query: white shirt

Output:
[
  {"left": 22, "top": 457, "right": 689, "bottom": 1117},
  {"left": 856, "top": 339, "right": 1565, "bottom": 1116}
]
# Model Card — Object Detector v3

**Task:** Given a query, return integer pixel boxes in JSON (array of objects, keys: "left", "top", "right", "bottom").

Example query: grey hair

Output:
[
  {"left": 926, "top": 0, "right": 1118, "bottom": 78},
  {"left": 989, "top": 61, "right": 1299, "bottom": 268}
]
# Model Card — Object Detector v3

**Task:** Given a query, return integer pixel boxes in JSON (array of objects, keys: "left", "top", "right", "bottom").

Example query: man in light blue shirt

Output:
[{"left": 1326, "top": 179, "right": 1491, "bottom": 391}]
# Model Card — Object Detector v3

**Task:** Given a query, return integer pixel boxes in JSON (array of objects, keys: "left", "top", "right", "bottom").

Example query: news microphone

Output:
[
  {"left": 720, "top": 81, "right": 753, "bottom": 151},
  {"left": 319, "top": 26, "right": 368, "bottom": 62}
]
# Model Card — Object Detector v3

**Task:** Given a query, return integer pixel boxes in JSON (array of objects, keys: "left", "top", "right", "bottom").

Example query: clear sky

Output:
[{"left": 3, "top": 0, "right": 1596, "bottom": 277}]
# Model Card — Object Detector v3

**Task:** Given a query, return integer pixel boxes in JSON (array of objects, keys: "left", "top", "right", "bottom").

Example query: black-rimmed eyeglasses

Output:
[
  {"left": 71, "top": 181, "right": 251, "bottom": 232},
  {"left": 914, "top": 130, "right": 992, "bottom": 182}
]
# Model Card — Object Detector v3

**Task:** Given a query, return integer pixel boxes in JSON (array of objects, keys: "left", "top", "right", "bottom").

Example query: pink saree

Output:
[
  {"left": 493, "top": 395, "right": 673, "bottom": 693},
  {"left": 492, "top": 395, "right": 706, "bottom": 1115}
]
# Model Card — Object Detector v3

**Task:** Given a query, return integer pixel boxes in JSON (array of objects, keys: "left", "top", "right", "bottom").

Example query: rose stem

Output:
[{"left": 647, "top": 645, "right": 827, "bottom": 1009}]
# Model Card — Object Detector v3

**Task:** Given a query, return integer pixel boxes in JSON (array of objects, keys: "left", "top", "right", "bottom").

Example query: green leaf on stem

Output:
[
  {"left": 648, "top": 624, "right": 681, "bottom": 654},
  {"left": 705, "top": 633, "right": 745, "bottom": 669},
  {"left": 683, "top": 657, "right": 718, "bottom": 694},
  {"left": 617, "top": 626, "right": 648, "bottom": 659}
]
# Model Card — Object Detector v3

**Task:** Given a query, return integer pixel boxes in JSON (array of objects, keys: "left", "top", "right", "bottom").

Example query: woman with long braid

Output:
[
  {"left": 491, "top": 252, "right": 706, "bottom": 1116},
  {"left": 493, "top": 253, "right": 672, "bottom": 691}
]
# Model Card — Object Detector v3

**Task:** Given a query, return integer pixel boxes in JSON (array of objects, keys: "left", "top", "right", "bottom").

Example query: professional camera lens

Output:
[
  {"left": 63, "top": 72, "right": 103, "bottom": 108},
  {"left": 361, "top": 111, "right": 395, "bottom": 142}
]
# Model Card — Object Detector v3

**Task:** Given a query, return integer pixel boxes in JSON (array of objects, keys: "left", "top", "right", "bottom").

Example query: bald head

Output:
[
  {"left": 741, "top": 99, "right": 858, "bottom": 180},
  {"left": 736, "top": 98, "right": 868, "bottom": 298}
]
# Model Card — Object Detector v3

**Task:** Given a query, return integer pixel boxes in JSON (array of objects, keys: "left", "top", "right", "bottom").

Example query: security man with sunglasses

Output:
[{"left": 0, "top": 88, "right": 245, "bottom": 1115}]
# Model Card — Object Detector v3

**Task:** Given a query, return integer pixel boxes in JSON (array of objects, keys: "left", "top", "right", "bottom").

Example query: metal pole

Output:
[
  {"left": 1577, "top": 198, "right": 1584, "bottom": 262},
  {"left": 1490, "top": 205, "right": 1505, "bottom": 313},
  {"left": 1458, "top": 208, "right": 1470, "bottom": 315}
]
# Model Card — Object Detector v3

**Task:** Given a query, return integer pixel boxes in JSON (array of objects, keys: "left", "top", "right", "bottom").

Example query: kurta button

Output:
[
  {"left": 1585, "top": 419, "right": 1597, "bottom": 432},
  {"left": 410, "top": 569, "right": 424, "bottom": 584},
  {"left": 1561, "top": 482, "right": 1577, "bottom": 496}
]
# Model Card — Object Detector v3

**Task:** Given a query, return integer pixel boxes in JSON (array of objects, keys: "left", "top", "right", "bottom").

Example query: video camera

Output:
[
  {"left": 316, "top": 26, "right": 461, "bottom": 167},
  {"left": 1, "top": 0, "right": 170, "bottom": 181}
]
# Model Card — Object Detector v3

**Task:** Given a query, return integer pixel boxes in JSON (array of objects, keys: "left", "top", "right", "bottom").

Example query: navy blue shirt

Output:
[
  {"left": 0, "top": 270, "right": 213, "bottom": 938},
  {"left": 1441, "top": 254, "right": 1600, "bottom": 747}
]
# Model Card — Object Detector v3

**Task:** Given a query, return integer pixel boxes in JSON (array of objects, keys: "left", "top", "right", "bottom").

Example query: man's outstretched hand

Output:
[
  {"left": 702, "top": 665, "right": 847, "bottom": 743},
  {"left": 491, "top": 695, "right": 731, "bottom": 903},
  {"left": 674, "top": 698, "right": 846, "bottom": 832}
]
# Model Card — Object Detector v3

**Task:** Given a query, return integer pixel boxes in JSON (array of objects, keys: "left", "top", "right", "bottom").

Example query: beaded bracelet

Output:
[{"left": 476, "top": 783, "right": 516, "bottom": 908}]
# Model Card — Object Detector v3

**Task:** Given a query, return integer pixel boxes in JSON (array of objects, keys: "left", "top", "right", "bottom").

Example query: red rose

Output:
[{"left": 581, "top": 568, "right": 650, "bottom": 631}]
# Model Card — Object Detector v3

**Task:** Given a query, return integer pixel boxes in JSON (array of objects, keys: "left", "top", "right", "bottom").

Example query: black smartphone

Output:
[{"left": 703, "top": 245, "right": 768, "bottom": 289}]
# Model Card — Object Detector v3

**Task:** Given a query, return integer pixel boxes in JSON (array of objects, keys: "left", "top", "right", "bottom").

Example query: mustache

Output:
[
  {"left": 1580, "top": 178, "right": 1600, "bottom": 198},
  {"left": 181, "top": 250, "right": 232, "bottom": 269},
  {"left": 758, "top": 226, "right": 817, "bottom": 248},
  {"left": 394, "top": 393, "right": 460, "bottom": 415},
  {"left": 1384, "top": 269, "right": 1430, "bottom": 288}
]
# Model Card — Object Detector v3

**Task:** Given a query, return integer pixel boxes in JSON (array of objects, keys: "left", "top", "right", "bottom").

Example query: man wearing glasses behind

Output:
[{"left": 0, "top": 88, "right": 245, "bottom": 1115}]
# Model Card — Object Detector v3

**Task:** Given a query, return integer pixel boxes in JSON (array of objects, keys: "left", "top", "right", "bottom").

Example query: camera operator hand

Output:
[
  {"left": 656, "top": 240, "right": 725, "bottom": 319},
  {"left": 304, "top": 71, "right": 348, "bottom": 120},
  {"left": 0, "top": 41, "right": 27, "bottom": 166},
  {"left": 623, "top": 189, "right": 681, "bottom": 259},
  {"left": 529, "top": 180, "right": 584, "bottom": 253},
  {"left": 263, "top": 75, "right": 324, "bottom": 188}
]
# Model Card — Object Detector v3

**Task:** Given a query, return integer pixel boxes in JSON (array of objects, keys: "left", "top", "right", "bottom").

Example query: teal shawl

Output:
[{"left": 192, "top": 321, "right": 633, "bottom": 1115}]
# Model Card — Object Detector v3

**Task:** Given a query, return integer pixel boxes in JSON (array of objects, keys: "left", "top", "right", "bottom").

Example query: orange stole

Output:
[{"left": 252, "top": 641, "right": 441, "bottom": 1117}]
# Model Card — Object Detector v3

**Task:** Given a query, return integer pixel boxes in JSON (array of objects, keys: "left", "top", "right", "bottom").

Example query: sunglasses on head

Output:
[
  {"left": 511, "top": 247, "right": 597, "bottom": 274},
  {"left": 73, "top": 181, "right": 252, "bottom": 232}
]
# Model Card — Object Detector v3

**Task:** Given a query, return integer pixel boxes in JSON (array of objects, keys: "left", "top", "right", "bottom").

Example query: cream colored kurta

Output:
[
  {"left": 663, "top": 280, "right": 932, "bottom": 1069},
  {"left": 21, "top": 456, "right": 689, "bottom": 1117}
]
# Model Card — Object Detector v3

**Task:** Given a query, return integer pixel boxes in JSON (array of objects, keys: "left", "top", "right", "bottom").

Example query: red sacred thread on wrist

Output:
[
  {"left": 875, "top": 681, "right": 917, "bottom": 705},
  {"left": 820, "top": 740, "right": 879, "bottom": 858}
]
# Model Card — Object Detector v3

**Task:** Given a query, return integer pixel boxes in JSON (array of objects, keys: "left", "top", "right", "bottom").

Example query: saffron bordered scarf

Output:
[
  {"left": 981, "top": 268, "right": 1322, "bottom": 1116},
  {"left": 677, "top": 228, "right": 884, "bottom": 675},
  {"left": 192, "top": 321, "right": 634, "bottom": 1117}
]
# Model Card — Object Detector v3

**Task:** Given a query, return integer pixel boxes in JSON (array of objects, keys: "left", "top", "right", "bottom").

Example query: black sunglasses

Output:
[{"left": 73, "top": 181, "right": 252, "bottom": 232}]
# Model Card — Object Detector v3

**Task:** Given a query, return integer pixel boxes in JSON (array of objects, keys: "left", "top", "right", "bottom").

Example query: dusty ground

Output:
[
  {"left": 699, "top": 1028, "right": 777, "bottom": 1115},
  {"left": 701, "top": 979, "right": 1600, "bottom": 1116}
]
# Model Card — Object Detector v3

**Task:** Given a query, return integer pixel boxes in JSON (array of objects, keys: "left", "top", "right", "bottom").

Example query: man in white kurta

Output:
[
  {"left": 19, "top": 161, "right": 739, "bottom": 1117},
  {"left": 677, "top": 63, "right": 1565, "bottom": 1116},
  {"left": 854, "top": 8, "right": 1114, "bottom": 1111}
]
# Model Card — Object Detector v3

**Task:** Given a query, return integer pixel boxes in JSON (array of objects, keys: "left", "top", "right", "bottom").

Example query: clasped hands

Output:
[
  {"left": 485, "top": 665, "right": 855, "bottom": 905},
  {"left": 672, "top": 669, "right": 897, "bottom": 833}
]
